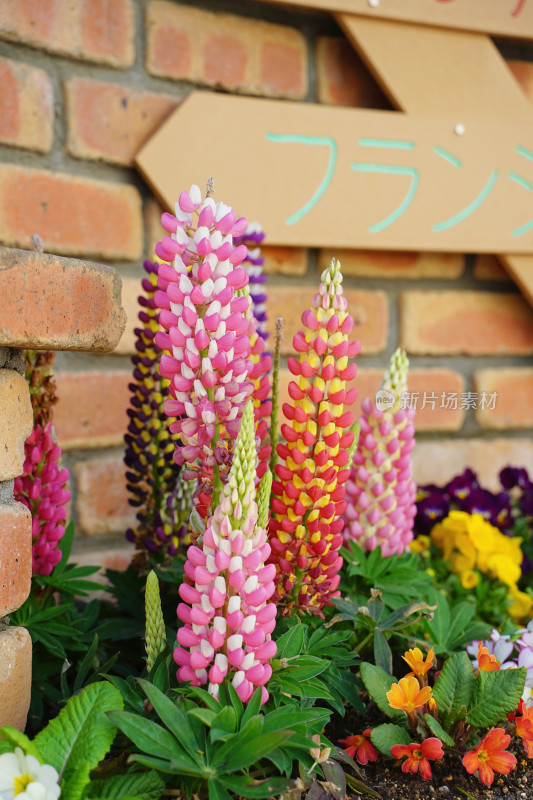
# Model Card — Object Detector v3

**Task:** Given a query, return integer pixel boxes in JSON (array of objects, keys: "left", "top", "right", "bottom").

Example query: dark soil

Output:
[{"left": 328, "top": 704, "right": 533, "bottom": 800}]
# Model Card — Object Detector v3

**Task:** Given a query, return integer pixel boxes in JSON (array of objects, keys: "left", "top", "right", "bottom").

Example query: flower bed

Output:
[{"left": 2, "top": 185, "right": 533, "bottom": 800}]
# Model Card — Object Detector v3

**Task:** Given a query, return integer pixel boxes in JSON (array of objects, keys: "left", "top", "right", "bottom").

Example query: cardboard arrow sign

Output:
[
  {"left": 136, "top": 92, "right": 533, "bottom": 254},
  {"left": 337, "top": 13, "right": 533, "bottom": 302},
  {"left": 259, "top": 0, "right": 533, "bottom": 40}
]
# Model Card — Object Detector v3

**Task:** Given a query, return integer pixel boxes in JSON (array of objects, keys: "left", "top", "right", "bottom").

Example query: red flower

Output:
[
  {"left": 516, "top": 705, "right": 533, "bottom": 758},
  {"left": 390, "top": 738, "right": 444, "bottom": 781},
  {"left": 463, "top": 728, "right": 517, "bottom": 786},
  {"left": 339, "top": 729, "right": 378, "bottom": 765}
]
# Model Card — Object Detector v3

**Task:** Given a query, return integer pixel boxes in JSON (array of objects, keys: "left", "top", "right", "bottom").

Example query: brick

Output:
[
  {"left": 0, "top": 247, "right": 126, "bottom": 353},
  {"left": 0, "top": 166, "right": 142, "bottom": 261},
  {"left": 473, "top": 254, "right": 511, "bottom": 282},
  {"left": 65, "top": 79, "right": 180, "bottom": 166},
  {"left": 320, "top": 249, "right": 465, "bottom": 279},
  {"left": 316, "top": 37, "right": 390, "bottom": 108},
  {"left": 474, "top": 368, "right": 533, "bottom": 430},
  {"left": 0, "top": 0, "right": 134, "bottom": 68},
  {"left": 277, "top": 366, "right": 464, "bottom": 432},
  {"left": 54, "top": 371, "right": 130, "bottom": 449},
  {"left": 262, "top": 246, "right": 308, "bottom": 277},
  {"left": 75, "top": 456, "right": 135, "bottom": 536},
  {"left": 146, "top": 1, "right": 307, "bottom": 99},
  {"left": 0, "top": 626, "right": 31, "bottom": 731},
  {"left": 0, "top": 503, "right": 31, "bottom": 618},
  {"left": 0, "top": 57, "right": 53, "bottom": 153},
  {"left": 0, "top": 370, "right": 33, "bottom": 481},
  {"left": 267, "top": 286, "right": 387, "bottom": 355},
  {"left": 113, "top": 275, "right": 141, "bottom": 355},
  {"left": 412, "top": 438, "right": 533, "bottom": 493},
  {"left": 400, "top": 291, "right": 533, "bottom": 355}
]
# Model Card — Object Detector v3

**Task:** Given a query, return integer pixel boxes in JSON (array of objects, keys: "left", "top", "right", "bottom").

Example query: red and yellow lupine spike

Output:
[{"left": 268, "top": 259, "right": 360, "bottom": 615}]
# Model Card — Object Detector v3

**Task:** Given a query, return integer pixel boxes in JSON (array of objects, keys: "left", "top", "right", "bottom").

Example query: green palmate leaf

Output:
[
  {"left": 222, "top": 774, "right": 293, "bottom": 798},
  {"left": 207, "top": 778, "right": 232, "bottom": 800},
  {"left": 359, "top": 663, "right": 405, "bottom": 725},
  {"left": 423, "top": 714, "right": 454, "bottom": 747},
  {"left": 33, "top": 682, "right": 123, "bottom": 800},
  {"left": 432, "top": 652, "right": 474, "bottom": 727},
  {"left": 274, "top": 623, "right": 304, "bottom": 659},
  {"left": 467, "top": 667, "right": 526, "bottom": 727},
  {"left": 108, "top": 711, "right": 194, "bottom": 767},
  {"left": 85, "top": 770, "right": 164, "bottom": 800},
  {"left": 137, "top": 679, "right": 201, "bottom": 763},
  {"left": 379, "top": 600, "right": 435, "bottom": 631},
  {"left": 220, "top": 731, "right": 292, "bottom": 772},
  {"left": 373, "top": 629, "right": 393, "bottom": 675},
  {"left": 370, "top": 723, "right": 413, "bottom": 756}
]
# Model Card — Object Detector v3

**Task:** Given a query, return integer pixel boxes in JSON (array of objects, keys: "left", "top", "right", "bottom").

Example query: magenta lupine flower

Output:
[
  {"left": 174, "top": 403, "right": 277, "bottom": 704},
  {"left": 343, "top": 349, "right": 417, "bottom": 556},
  {"left": 154, "top": 186, "right": 255, "bottom": 508},
  {"left": 14, "top": 423, "right": 70, "bottom": 576}
]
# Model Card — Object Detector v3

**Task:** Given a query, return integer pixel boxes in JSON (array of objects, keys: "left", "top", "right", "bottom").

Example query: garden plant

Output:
[{"left": 3, "top": 183, "right": 533, "bottom": 800}]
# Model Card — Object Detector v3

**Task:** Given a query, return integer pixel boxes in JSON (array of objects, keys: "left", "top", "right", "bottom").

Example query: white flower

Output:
[{"left": 0, "top": 747, "right": 60, "bottom": 800}]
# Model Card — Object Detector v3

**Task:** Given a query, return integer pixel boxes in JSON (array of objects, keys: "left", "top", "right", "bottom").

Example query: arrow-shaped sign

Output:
[
  {"left": 260, "top": 0, "right": 533, "bottom": 40},
  {"left": 337, "top": 12, "right": 533, "bottom": 303},
  {"left": 137, "top": 91, "right": 533, "bottom": 254}
]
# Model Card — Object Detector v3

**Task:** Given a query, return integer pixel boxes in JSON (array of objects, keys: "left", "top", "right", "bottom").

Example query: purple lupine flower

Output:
[
  {"left": 124, "top": 259, "right": 184, "bottom": 557},
  {"left": 234, "top": 222, "right": 269, "bottom": 342}
]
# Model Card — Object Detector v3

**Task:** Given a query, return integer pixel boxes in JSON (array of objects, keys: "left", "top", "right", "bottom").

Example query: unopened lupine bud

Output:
[
  {"left": 343, "top": 348, "right": 417, "bottom": 556},
  {"left": 145, "top": 570, "right": 166, "bottom": 671},
  {"left": 268, "top": 260, "right": 360, "bottom": 615}
]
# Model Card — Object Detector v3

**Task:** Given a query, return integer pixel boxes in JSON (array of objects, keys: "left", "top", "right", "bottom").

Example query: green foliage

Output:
[
  {"left": 85, "top": 770, "right": 164, "bottom": 800},
  {"left": 423, "top": 714, "right": 454, "bottom": 747},
  {"left": 432, "top": 651, "right": 474, "bottom": 728},
  {"left": 466, "top": 667, "right": 526, "bottom": 727},
  {"left": 109, "top": 679, "right": 298, "bottom": 797},
  {"left": 32, "top": 682, "right": 123, "bottom": 800},
  {"left": 269, "top": 617, "right": 363, "bottom": 715},
  {"left": 341, "top": 542, "right": 433, "bottom": 610},
  {"left": 422, "top": 590, "right": 492, "bottom": 656},
  {"left": 359, "top": 663, "right": 405, "bottom": 725},
  {"left": 331, "top": 591, "right": 435, "bottom": 674},
  {"left": 370, "top": 724, "right": 413, "bottom": 755}
]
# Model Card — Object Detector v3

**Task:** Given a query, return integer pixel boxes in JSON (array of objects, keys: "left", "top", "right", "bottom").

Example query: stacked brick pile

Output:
[
  {"left": 0, "top": 1, "right": 532, "bottom": 570},
  {"left": 0, "top": 246, "right": 124, "bottom": 729}
]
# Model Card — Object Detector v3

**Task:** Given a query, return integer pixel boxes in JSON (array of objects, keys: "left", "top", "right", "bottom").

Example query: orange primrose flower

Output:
[
  {"left": 390, "top": 738, "right": 444, "bottom": 780},
  {"left": 476, "top": 642, "right": 500, "bottom": 674},
  {"left": 516, "top": 706, "right": 533, "bottom": 758},
  {"left": 462, "top": 728, "right": 517, "bottom": 787},
  {"left": 402, "top": 647, "right": 435, "bottom": 678},
  {"left": 339, "top": 729, "right": 378, "bottom": 765},
  {"left": 386, "top": 676, "right": 433, "bottom": 714}
]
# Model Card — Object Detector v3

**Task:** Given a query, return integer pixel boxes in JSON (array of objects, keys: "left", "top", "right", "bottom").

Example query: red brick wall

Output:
[{"left": 1, "top": 1, "right": 533, "bottom": 567}]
